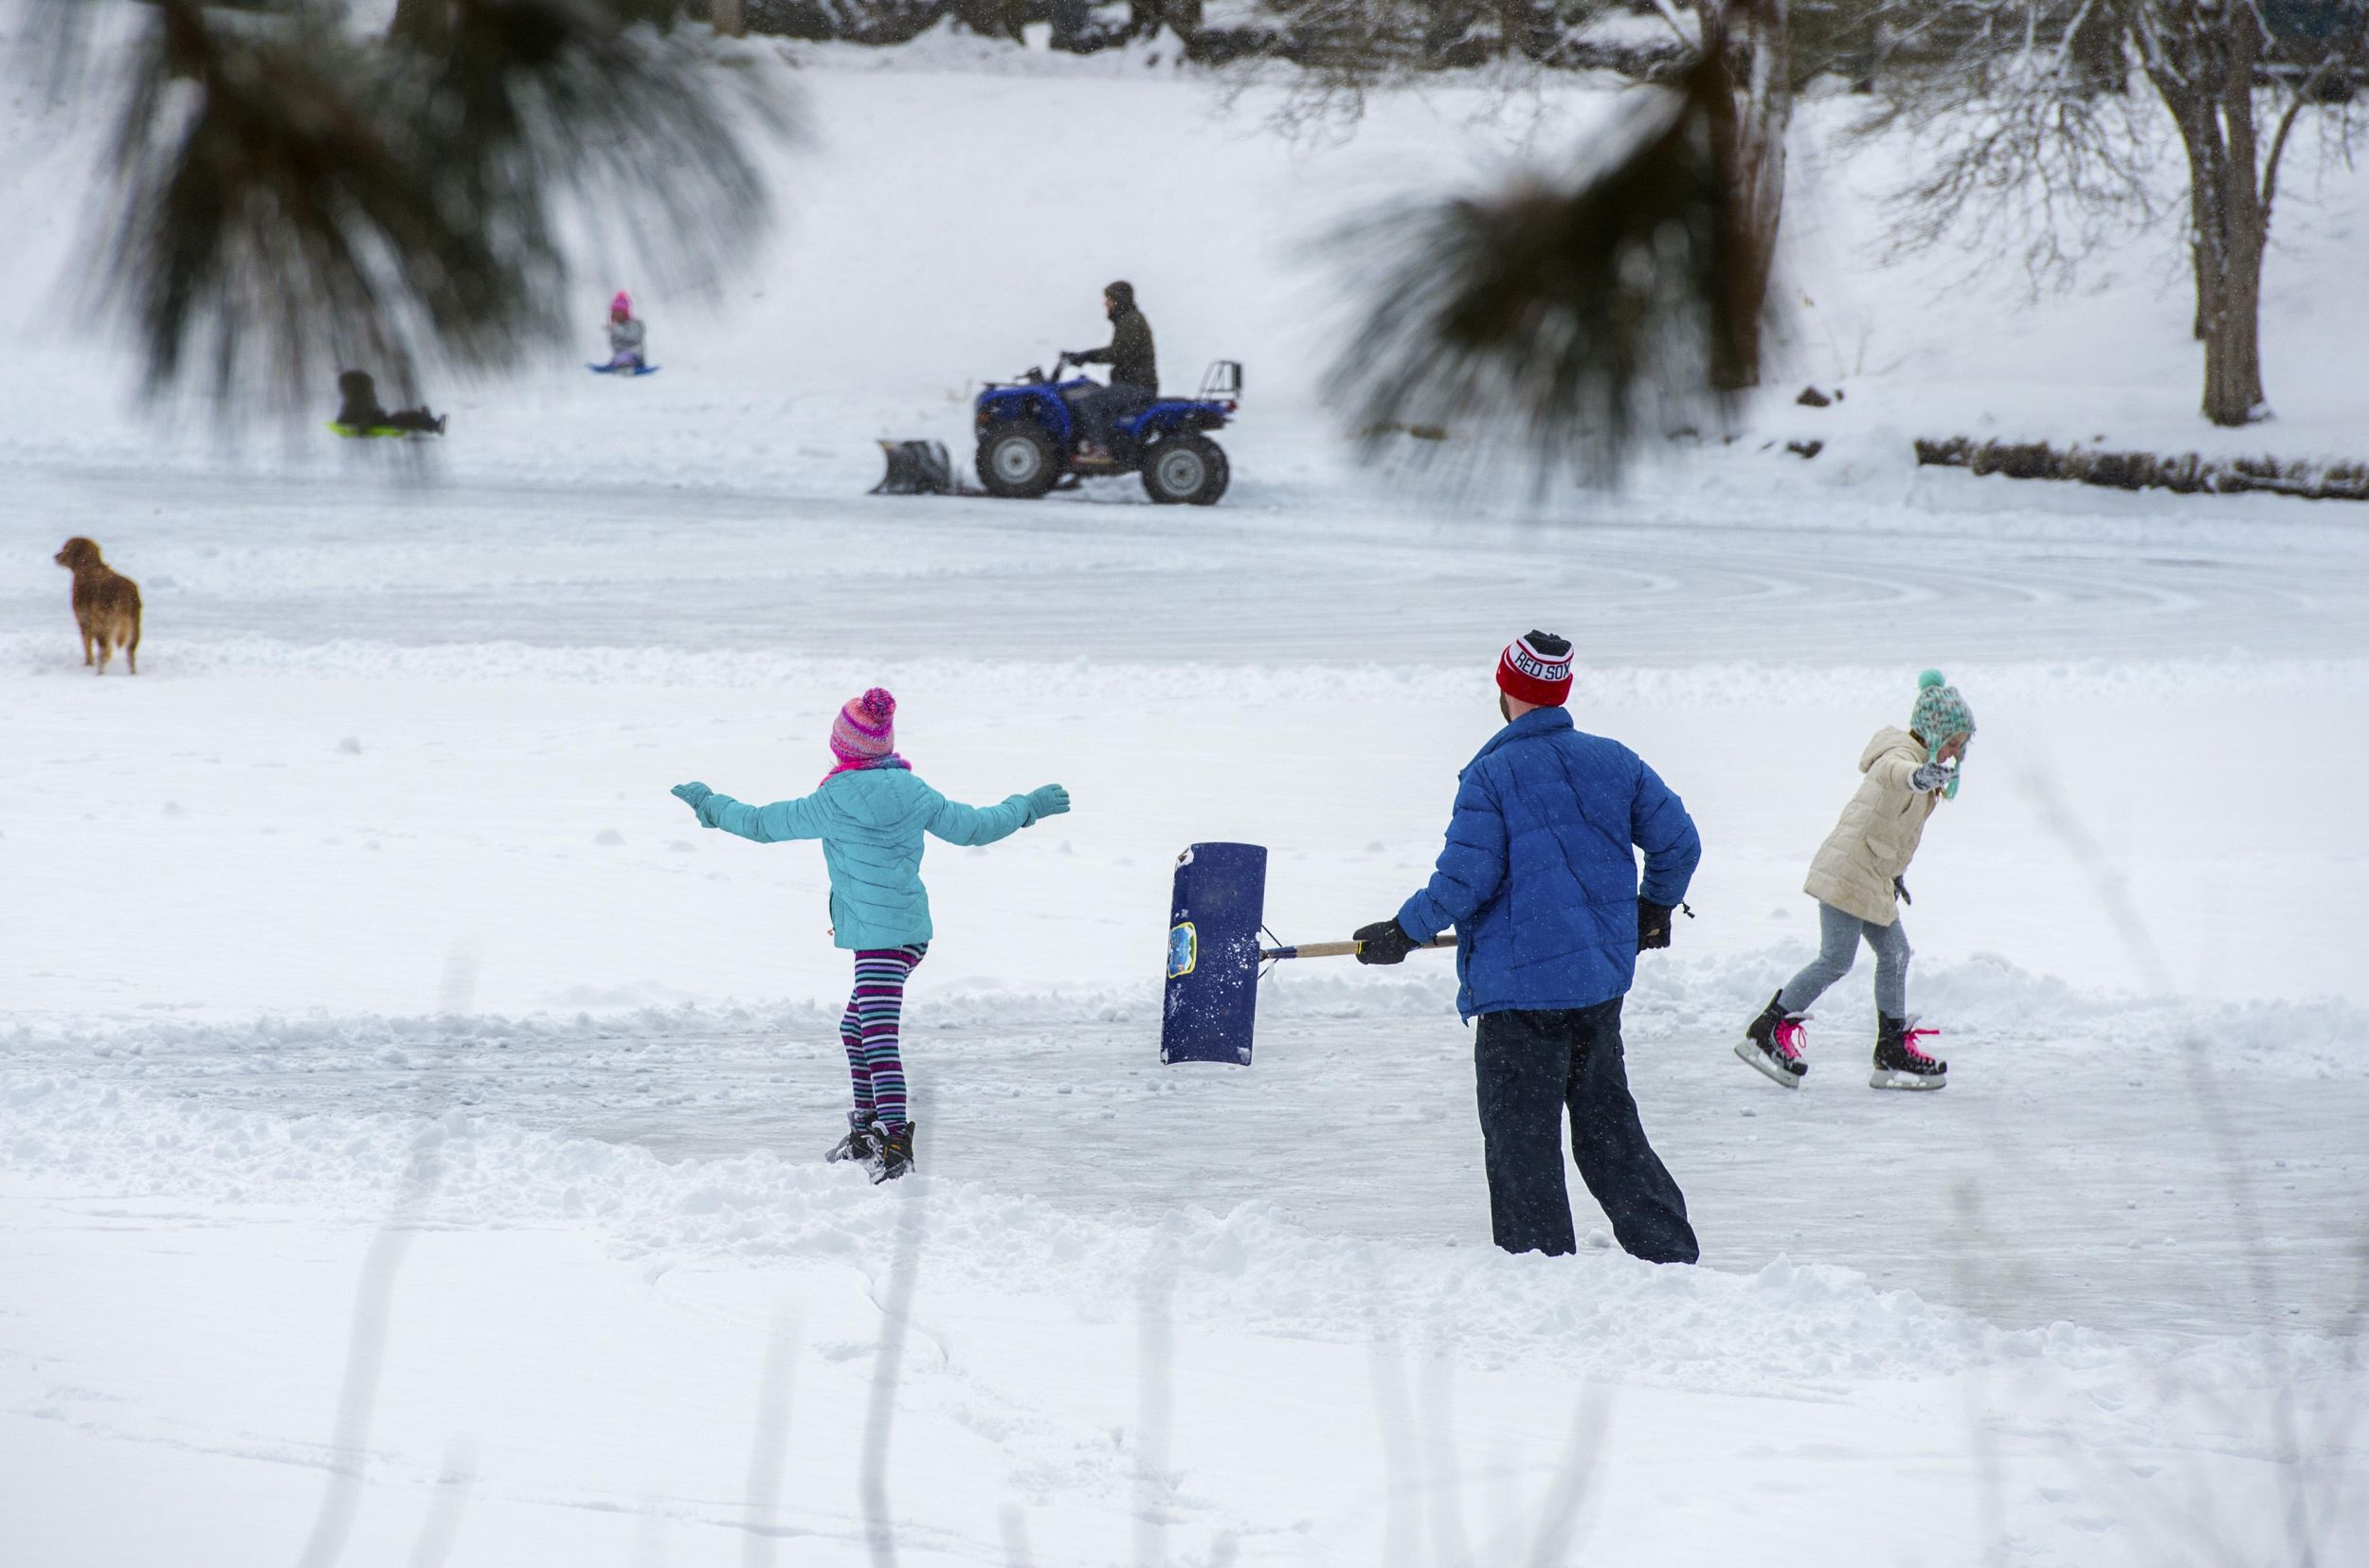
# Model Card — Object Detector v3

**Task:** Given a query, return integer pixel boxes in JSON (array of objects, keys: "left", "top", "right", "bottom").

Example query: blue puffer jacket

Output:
[
  {"left": 696, "top": 767, "right": 1040, "bottom": 949},
  {"left": 1396, "top": 708, "right": 1701, "bottom": 1019}
]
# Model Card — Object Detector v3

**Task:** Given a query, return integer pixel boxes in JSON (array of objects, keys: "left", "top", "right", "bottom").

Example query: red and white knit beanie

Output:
[
  {"left": 830, "top": 688, "right": 897, "bottom": 766},
  {"left": 1496, "top": 630, "right": 1574, "bottom": 708}
]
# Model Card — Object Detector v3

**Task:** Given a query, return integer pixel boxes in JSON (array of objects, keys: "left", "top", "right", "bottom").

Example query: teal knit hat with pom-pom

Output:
[
  {"left": 1910, "top": 670, "right": 1975, "bottom": 796},
  {"left": 1910, "top": 669, "right": 1975, "bottom": 743}
]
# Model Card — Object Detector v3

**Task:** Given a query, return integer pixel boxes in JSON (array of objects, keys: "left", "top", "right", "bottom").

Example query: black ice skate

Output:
[
  {"left": 825, "top": 1122, "right": 879, "bottom": 1166},
  {"left": 1871, "top": 1013, "right": 1947, "bottom": 1090},
  {"left": 871, "top": 1121, "right": 916, "bottom": 1183},
  {"left": 1735, "top": 989, "right": 1810, "bottom": 1087}
]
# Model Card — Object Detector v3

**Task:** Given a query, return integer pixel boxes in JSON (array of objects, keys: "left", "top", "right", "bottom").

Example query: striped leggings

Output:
[{"left": 840, "top": 944, "right": 927, "bottom": 1131}]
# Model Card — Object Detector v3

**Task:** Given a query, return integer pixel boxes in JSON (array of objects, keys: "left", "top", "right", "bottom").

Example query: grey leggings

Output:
[{"left": 1780, "top": 901, "right": 1910, "bottom": 1018}]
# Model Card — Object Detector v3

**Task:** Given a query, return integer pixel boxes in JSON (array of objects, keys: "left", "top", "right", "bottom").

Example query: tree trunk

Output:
[
  {"left": 712, "top": 0, "right": 747, "bottom": 37},
  {"left": 1701, "top": 0, "right": 1791, "bottom": 389},
  {"left": 2149, "top": 6, "right": 2270, "bottom": 425}
]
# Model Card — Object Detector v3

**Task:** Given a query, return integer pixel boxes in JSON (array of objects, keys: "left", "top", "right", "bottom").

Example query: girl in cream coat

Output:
[{"left": 1739, "top": 672, "right": 1976, "bottom": 1090}]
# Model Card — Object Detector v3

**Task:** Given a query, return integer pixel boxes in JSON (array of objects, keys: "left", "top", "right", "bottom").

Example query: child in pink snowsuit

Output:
[{"left": 600, "top": 291, "right": 646, "bottom": 371}]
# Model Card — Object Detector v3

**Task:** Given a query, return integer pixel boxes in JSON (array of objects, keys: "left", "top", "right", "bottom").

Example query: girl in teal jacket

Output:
[{"left": 672, "top": 688, "right": 1068, "bottom": 1181}]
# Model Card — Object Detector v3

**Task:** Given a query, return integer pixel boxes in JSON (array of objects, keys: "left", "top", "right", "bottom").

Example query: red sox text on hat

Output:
[{"left": 1505, "top": 640, "right": 1571, "bottom": 683}]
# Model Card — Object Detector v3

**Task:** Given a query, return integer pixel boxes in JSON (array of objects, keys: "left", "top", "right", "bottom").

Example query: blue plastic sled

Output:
[
  {"left": 588, "top": 363, "right": 660, "bottom": 376},
  {"left": 1160, "top": 841, "right": 1450, "bottom": 1066}
]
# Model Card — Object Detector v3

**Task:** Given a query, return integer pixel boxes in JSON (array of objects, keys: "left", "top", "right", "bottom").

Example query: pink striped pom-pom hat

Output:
[{"left": 830, "top": 688, "right": 897, "bottom": 767}]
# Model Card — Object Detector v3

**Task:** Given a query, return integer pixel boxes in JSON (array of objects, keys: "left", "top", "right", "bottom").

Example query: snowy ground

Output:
[
  {"left": 9, "top": 459, "right": 2365, "bottom": 1564},
  {"left": 5, "top": 15, "right": 2369, "bottom": 1568}
]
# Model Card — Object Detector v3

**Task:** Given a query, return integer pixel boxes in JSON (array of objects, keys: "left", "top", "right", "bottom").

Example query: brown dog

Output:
[{"left": 54, "top": 537, "right": 143, "bottom": 675}]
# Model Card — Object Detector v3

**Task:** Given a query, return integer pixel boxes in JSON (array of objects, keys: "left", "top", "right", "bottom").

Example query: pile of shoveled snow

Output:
[{"left": 0, "top": 1069, "right": 2332, "bottom": 1394}]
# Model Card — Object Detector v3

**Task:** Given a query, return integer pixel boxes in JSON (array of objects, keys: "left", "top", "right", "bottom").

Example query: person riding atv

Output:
[{"left": 1064, "top": 281, "right": 1155, "bottom": 464}]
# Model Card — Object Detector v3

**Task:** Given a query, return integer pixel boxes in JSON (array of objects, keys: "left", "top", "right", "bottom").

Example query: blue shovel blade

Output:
[{"left": 1159, "top": 842, "right": 1267, "bottom": 1066}]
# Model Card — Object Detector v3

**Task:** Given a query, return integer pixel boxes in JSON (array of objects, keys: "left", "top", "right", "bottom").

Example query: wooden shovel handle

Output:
[{"left": 1262, "top": 935, "right": 1456, "bottom": 961}]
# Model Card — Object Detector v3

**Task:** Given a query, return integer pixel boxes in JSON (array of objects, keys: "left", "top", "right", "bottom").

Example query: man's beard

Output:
[{"left": 1499, "top": 693, "right": 1511, "bottom": 723}]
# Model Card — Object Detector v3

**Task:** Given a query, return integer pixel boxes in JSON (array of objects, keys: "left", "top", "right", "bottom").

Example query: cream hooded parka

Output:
[{"left": 1802, "top": 727, "right": 1944, "bottom": 926}]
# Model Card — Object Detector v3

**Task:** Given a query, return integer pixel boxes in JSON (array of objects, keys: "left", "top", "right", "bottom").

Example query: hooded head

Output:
[
  {"left": 337, "top": 369, "right": 374, "bottom": 400},
  {"left": 1103, "top": 279, "right": 1135, "bottom": 320},
  {"left": 610, "top": 290, "right": 633, "bottom": 321}
]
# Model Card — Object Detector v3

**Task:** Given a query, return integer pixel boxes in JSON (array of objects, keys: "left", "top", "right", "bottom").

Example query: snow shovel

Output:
[
  {"left": 1161, "top": 841, "right": 1453, "bottom": 1066},
  {"left": 871, "top": 439, "right": 953, "bottom": 496}
]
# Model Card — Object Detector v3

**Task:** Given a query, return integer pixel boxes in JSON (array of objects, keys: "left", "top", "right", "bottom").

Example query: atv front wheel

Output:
[
  {"left": 976, "top": 423, "right": 1059, "bottom": 498},
  {"left": 1142, "top": 434, "right": 1229, "bottom": 506}
]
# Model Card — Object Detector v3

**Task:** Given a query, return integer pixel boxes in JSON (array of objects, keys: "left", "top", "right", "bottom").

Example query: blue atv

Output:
[{"left": 973, "top": 357, "right": 1241, "bottom": 505}]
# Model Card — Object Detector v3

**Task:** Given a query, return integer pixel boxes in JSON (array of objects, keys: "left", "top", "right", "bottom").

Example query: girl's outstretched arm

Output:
[
  {"left": 672, "top": 782, "right": 830, "bottom": 843},
  {"left": 1867, "top": 752, "right": 1923, "bottom": 791},
  {"left": 925, "top": 784, "right": 1068, "bottom": 847}
]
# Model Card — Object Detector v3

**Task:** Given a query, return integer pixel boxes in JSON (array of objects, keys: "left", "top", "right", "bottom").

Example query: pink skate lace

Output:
[
  {"left": 1771, "top": 1017, "right": 1809, "bottom": 1063},
  {"left": 1900, "top": 1023, "right": 1943, "bottom": 1066}
]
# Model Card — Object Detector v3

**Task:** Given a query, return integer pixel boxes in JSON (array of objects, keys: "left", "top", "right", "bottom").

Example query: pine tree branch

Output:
[{"left": 33, "top": 0, "right": 793, "bottom": 417}]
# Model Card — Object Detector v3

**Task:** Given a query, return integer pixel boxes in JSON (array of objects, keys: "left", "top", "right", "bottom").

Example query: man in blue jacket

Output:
[{"left": 1356, "top": 631, "right": 1702, "bottom": 1264}]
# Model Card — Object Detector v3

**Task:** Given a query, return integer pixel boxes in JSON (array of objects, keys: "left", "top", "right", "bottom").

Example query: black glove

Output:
[
  {"left": 1893, "top": 875, "right": 1912, "bottom": 907},
  {"left": 1911, "top": 760, "right": 1955, "bottom": 792},
  {"left": 1354, "top": 919, "right": 1418, "bottom": 965},
  {"left": 1637, "top": 898, "right": 1676, "bottom": 951}
]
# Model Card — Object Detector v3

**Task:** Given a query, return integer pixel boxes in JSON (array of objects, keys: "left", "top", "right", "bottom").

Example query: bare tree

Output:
[
  {"left": 1864, "top": 0, "right": 2361, "bottom": 425},
  {"left": 27, "top": 0, "right": 791, "bottom": 416},
  {"left": 2143, "top": 0, "right": 2350, "bottom": 424}
]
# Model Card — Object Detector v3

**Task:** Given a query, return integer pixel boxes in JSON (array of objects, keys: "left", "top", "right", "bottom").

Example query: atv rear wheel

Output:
[
  {"left": 1142, "top": 434, "right": 1229, "bottom": 506},
  {"left": 976, "top": 423, "right": 1059, "bottom": 498}
]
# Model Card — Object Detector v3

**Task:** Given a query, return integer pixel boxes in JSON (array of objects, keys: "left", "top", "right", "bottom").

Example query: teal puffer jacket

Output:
[{"left": 697, "top": 767, "right": 1039, "bottom": 949}]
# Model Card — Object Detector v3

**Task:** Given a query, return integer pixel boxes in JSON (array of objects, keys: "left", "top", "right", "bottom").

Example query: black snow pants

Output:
[{"left": 1474, "top": 999, "right": 1698, "bottom": 1265}]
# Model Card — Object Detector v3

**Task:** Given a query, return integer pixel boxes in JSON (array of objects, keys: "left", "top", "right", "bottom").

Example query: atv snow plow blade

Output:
[{"left": 871, "top": 439, "right": 953, "bottom": 496}]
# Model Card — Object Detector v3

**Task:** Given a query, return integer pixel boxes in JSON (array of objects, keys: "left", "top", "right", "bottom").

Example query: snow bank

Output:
[
  {"left": 8, "top": 629, "right": 2365, "bottom": 709},
  {"left": 14, "top": 948, "right": 2365, "bottom": 1079},
  {"left": 8, "top": 1068, "right": 2342, "bottom": 1397}
]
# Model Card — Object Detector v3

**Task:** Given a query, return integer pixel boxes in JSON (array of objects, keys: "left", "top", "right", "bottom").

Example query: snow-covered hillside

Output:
[
  {"left": 7, "top": 20, "right": 2369, "bottom": 490},
  {"left": 3, "top": 11, "right": 2364, "bottom": 1568}
]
